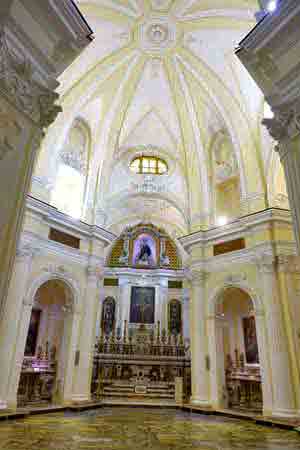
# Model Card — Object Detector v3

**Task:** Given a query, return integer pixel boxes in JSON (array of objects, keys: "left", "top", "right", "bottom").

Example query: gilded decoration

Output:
[{"left": 107, "top": 224, "right": 181, "bottom": 269}]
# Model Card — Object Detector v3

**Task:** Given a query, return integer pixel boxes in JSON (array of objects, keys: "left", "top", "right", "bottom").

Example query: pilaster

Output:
[
  {"left": 72, "top": 263, "right": 104, "bottom": 403},
  {"left": 189, "top": 270, "right": 211, "bottom": 407},
  {"left": 257, "top": 256, "right": 298, "bottom": 417},
  {"left": 0, "top": 244, "right": 37, "bottom": 409}
]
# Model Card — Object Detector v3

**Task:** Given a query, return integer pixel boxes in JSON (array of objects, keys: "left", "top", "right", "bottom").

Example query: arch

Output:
[
  {"left": 207, "top": 280, "right": 264, "bottom": 317},
  {"left": 206, "top": 280, "right": 269, "bottom": 413},
  {"left": 25, "top": 270, "right": 81, "bottom": 315}
]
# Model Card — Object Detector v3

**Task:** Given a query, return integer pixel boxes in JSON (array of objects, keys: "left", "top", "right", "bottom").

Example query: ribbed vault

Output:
[{"left": 34, "top": 0, "right": 287, "bottom": 236}]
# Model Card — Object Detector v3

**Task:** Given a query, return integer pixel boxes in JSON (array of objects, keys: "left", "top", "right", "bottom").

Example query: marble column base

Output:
[
  {"left": 190, "top": 397, "right": 212, "bottom": 408},
  {"left": 71, "top": 394, "right": 91, "bottom": 404},
  {"left": 0, "top": 399, "right": 7, "bottom": 410},
  {"left": 270, "top": 408, "right": 299, "bottom": 418}
]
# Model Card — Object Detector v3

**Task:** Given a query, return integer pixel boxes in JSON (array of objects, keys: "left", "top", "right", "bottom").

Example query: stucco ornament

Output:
[
  {"left": 0, "top": 30, "right": 61, "bottom": 129},
  {"left": 139, "top": 15, "right": 177, "bottom": 54}
]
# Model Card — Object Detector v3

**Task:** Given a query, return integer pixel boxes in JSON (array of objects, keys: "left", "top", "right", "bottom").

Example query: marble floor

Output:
[{"left": 0, "top": 407, "right": 300, "bottom": 450}]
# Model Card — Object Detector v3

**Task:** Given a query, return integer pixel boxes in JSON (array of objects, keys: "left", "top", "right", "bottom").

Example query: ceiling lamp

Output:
[{"left": 267, "top": 1, "right": 277, "bottom": 12}]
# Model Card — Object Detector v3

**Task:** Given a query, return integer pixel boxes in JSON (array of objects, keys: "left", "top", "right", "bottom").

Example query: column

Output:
[
  {"left": 72, "top": 265, "right": 103, "bottom": 403},
  {"left": 190, "top": 271, "right": 211, "bottom": 407},
  {"left": 277, "top": 256, "right": 300, "bottom": 411},
  {"left": 118, "top": 277, "right": 131, "bottom": 327},
  {"left": 0, "top": 1, "right": 91, "bottom": 319},
  {"left": 0, "top": 245, "right": 36, "bottom": 409},
  {"left": 157, "top": 278, "right": 168, "bottom": 331},
  {"left": 263, "top": 111, "right": 300, "bottom": 253},
  {"left": 0, "top": 29, "right": 59, "bottom": 317},
  {"left": 182, "top": 288, "right": 190, "bottom": 340},
  {"left": 254, "top": 311, "right": 274, "bottom": 416},
  {"left": 258, "top": 257, "right": 297, "bottom": 417},
  {"left": 207, "top": 315, "right": 226, "bottom": 409}
]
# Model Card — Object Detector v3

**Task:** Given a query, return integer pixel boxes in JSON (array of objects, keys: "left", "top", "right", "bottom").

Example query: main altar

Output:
[{"left": 92, "top": 223, "right": 191, "bottom": 404}]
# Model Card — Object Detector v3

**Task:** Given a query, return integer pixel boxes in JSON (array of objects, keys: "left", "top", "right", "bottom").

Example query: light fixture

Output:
[
  {"left": 267, "top": 0, "right": 277, "bottom": 12},
  {"left": 217, "top": 216, "right": 227, "bottom": 226}
]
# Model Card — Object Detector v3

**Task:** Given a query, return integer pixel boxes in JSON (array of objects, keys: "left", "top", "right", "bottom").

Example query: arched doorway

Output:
[
  {"left": 209, "top": 286, "right": 264, "bottom": 413},
  {"left": 17, "top": 279, "right": 75, "bottom": 407}
]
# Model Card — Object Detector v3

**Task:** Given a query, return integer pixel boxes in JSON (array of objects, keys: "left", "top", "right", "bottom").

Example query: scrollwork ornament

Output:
[{"left": 0, "top": 31, "right": 61, "bottom": 130}]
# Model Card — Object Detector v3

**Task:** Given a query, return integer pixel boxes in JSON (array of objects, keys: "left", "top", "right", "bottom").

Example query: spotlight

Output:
[
  {"left": 217, "top": 216, "right": 227, "bottom": 226},
  {"left": 267, "top": 1, "right": 277, "bottom": 12}
]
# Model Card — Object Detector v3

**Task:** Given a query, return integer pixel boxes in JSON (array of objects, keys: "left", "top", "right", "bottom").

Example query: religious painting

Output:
[
  {"left": 24, "top": 309, "right": 41, "bottom": 356},
  {"left": 243, "top": 316, "right": 259, "bottom": 364},
  {"left": 168, "top": 300, "right": 182, "bottom": 335},
  {"left": 101, "top": 297, "right": 116, "bottom": 335},
  {"left": 132, "top": 233, "right": 157, "bottom": 267},
  {"left": 130, "top": 287, "right": 155, "bottom": 324}
]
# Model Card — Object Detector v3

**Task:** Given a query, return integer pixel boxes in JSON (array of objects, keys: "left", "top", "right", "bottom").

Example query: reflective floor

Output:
[{"left": 0, "top": 408, "right": 300, "bottom": 450}]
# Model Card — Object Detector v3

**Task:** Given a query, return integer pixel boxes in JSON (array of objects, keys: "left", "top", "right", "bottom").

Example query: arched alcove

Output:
[
  {"left": 208, "top": 286, "right": 266, "bottom": 413},
  {"left": 17, "top": 279, "right": 76, "bottom": 407}
]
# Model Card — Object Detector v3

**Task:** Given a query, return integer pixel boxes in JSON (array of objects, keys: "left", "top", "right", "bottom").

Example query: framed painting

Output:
[
  {"left": 24, "top": 309, "right": 41, "bottom": 356},
  {"left": 130, "top": 286, "right": 155, "bottom": 324},
  {"left": 242, "top": 316, "right": 259, "bottom": 364},
  {"left": 132, "top": 233, "right": 157, "bottom": 267}
]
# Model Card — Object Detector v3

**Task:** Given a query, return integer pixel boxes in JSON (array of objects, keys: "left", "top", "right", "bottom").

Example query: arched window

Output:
[
  {"left": 168, "top": 299, "right": 182, "bottom": 335},
  {"left": 129, "top": 156, "right": 168, "bottom": 175},
  {"left": 101, "top": 297, "right": 116, "bottom": 336},
  {"left": 51, "top": 120, "right": 89, "bottom": 219}
]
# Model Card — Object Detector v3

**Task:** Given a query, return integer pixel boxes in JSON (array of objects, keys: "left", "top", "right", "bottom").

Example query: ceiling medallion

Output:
[
  {"left": 139, "top": 15, "right": 177, "bottom": 54},
  {"left": 147, "top": 24, "right": 169, "bottom": 44}
]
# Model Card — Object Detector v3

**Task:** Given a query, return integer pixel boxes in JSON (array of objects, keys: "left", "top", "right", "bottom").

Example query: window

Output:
[
  {"left": 129, "top": 156, "right": 168, "bottom": 175},
  {"left": 51, "top": 120, "right": 89, "bottom": 219}
]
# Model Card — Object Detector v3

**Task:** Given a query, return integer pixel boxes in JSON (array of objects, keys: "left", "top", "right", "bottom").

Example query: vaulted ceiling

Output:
[{"left": 41, "top": 0, "right": 276, "bottom": 236}]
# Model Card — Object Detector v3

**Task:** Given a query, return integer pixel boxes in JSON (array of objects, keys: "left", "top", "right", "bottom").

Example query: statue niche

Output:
[
  {"left": 133, "top": 233, "right": 156, "bottom": 267},
  {"left": 101, "top": 297, "right": 116, "bottom": 336}
]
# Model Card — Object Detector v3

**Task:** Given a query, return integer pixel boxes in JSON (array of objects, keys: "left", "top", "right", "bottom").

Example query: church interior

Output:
[{"left": 1, "top": 0, "right": 300, "bottom": 448}]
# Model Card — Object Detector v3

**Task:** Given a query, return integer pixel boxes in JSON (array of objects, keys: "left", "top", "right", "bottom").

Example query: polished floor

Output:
[{"left": 0, "top": 407, "right": 299, "bottom": 449}]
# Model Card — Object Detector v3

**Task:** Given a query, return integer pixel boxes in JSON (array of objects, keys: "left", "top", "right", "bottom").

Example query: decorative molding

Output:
[
  {"left": 0, "top": 30, "right": 61, "bottom": 129},
  {"left": 262, "top": 101, "right": 300, "bottom": 142},
  {"left": 179, "top": 208, "right": 293, "bottom": 251},
  {"left": 138, "top": 14, "right": 177, "bottom": 55},
  {"left": 16, "top": 244, "right": 39, "bottom": 261},
  {"left": 26, "top": 195, "right": 116, "bottom": 245},
  {"left": 223, "top": 272, "right": 247, "bottom": 284}
]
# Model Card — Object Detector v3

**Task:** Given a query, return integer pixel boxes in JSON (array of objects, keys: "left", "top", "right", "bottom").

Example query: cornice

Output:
[
  {"left": 237, "top": 0, "right": 300, "bottom": 53},
  {"left": 21, "top": 230, "right": 104, "bottom": 267},
  {"left": 188, "top": 240, "right": 297, "bottom": 273},
  {"left": 179, "top": 208, "right": 292, "bottom": 251},
  {"left": 104, "top": 267, "right": 185, "bottom": 280},
  {"left": 26, "top": 195, "right": 116, "bottom": 245}
]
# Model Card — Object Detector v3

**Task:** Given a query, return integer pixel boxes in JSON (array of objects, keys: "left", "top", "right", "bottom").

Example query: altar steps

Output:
[{"left": 102, "top": 383, "right": 175, "bottom": 400}]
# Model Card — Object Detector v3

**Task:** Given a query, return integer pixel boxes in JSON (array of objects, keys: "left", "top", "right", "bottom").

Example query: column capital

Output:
[
  {"left": 190, "top": 269, "right": 209, "bottom": 286},
  {"left": 86, "top": 265, "right": 104, "bottom": 283},
  {"left": 277, "top": 255, "right": 300, "bottom": 273},
  {"left": 256, "top": 254, "right": 276, "bottom": 274},
  {"left": 262, "top": 99, "right": 300, "bottom": 144},
  {"left": 0, "top": 30, "right": 62, "bottom": 130}
]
